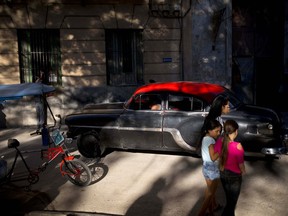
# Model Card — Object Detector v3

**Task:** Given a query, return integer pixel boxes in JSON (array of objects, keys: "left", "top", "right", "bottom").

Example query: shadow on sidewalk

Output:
[{"left": 0, "top": 184, "right": 51, "bottom": 216}]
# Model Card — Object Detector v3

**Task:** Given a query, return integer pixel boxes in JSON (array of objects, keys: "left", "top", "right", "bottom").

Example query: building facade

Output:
[{"left": 0, "top": 0, "right": 287, "bottom": 127}]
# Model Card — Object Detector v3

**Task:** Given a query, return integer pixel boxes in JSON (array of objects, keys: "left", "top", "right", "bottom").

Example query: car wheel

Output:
[{"left": 77, "top": 131, "right": 102, "bottom": 158}]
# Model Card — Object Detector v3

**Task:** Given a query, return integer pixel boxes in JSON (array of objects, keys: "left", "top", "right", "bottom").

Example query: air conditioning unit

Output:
[{"left": 149, "top": 3, "right": 181, "bottom": 17}]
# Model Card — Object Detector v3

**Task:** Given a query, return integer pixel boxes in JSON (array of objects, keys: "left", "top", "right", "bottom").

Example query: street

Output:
[{"left": 1, "top": 127, "right": 288, "bottom": 216}]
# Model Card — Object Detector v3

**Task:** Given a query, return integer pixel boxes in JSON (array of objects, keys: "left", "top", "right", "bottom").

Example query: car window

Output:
[
  {"left": 127, "top": 94, "right": 162, "bottom": 111},
  {"left": 168, "top": 95, "right": 204, "bottom": 111}
]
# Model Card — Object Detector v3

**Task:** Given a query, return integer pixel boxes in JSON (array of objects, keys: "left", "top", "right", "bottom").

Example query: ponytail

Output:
[
  {"left": 219, "top": 133, "right": 230, "bottom": 171},
  {"left": 219, "top": 120, "right": 239, "bottom": 171}
]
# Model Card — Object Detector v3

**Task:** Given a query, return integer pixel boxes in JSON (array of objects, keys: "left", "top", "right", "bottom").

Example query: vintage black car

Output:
[{"left": 65, "top": 81, "right": 288, "bottom": 158}]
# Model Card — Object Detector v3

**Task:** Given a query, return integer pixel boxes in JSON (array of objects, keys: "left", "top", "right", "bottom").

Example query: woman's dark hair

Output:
[
  {"left": 203, "top": 119, "right": 222, "bottom": 134},
  {"left": 219, "top": 119, "right": 239, "bottom": 170},
  {"left": 197, "top": 119, "right": 222, "bottom": 150},
  {"left": 201, "top": 95, "right": 229, "bottom": 136},
  {"left": 206, "top": 95, "right": 229, "bottom": 120}
]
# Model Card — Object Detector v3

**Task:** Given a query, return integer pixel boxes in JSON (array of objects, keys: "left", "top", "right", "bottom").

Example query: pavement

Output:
[
  {"left": 0, "top": 127, "right": 112, "bottom": 216},
  {"left": 1, "top": 185, "right": 108, "bottom": 216},
  {"left": 1, "top": 112, "right": 288, "bottom": 216}
]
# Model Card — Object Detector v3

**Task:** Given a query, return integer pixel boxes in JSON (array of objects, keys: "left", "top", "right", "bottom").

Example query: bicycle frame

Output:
[
  {"left": 41, "top": 128, "right": 88, "bottom": 181},
  {"left": 0, "top": 83, "right": 92, "bottom": 187},
  {"left": 40, "top": 145, "right": 76, "bottom": 177},
  {"left": 1, "top": 137, "right": 79, "bottom": 188},
  {"left": 60, "top": 155, "right": 76, "bottom": 176},
  {"left": 0, "top": 139, "right": 39, "bottom": 187}
]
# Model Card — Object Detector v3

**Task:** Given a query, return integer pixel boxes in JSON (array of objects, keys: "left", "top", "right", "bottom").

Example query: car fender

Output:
[{"left": 163, "top": 112, "right": 205, "bottom": 152}]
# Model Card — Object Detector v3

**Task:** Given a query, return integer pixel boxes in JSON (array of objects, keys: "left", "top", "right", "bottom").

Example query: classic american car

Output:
[{"left": 64, "top": 81, "right": 288, "bottom": 158}]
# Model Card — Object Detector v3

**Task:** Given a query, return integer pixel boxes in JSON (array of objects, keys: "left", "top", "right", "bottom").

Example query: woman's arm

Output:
[
  {"left": 237, "top": 142, "right": 246, "bottom": 174},
  {"left": 239, "top": 163, "right": 246, "bottom": 175},
  {"left": 209, "top": 144, "right": 219, "bottom": 161}
]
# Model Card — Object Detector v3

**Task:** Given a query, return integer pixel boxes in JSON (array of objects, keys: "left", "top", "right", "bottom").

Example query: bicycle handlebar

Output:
[{"left": 30, "top": 114, "right": 63, "bottom": 137}]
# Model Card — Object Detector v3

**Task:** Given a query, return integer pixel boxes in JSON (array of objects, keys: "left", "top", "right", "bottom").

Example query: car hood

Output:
[
  {"left": 81, "top": 102, "right": 125, "bottom": 114},
  {"left": 83, "top": 102, "right": 124, "bottom": 110},
  {"left": 227, "top": 104, "right": 282, "bottom": 126},
  {"left": 65, "top": 102, "right": 125, "bottom": 127}
]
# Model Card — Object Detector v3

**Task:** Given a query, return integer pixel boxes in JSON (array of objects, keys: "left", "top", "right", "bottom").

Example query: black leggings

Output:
[{"left": 220, "top": 169, "right": 242, "bottom": 216}]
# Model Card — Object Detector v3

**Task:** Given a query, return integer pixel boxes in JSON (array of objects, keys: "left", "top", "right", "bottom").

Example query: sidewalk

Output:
[
  {"left": 1, "top": 115, "right": 288, "bottom": 216},
  {"left": 0, "top": 184, "right": 118, "bottom": 216},
  {"left": 0, "top": 127, "right": 116, "bottom": 216}
]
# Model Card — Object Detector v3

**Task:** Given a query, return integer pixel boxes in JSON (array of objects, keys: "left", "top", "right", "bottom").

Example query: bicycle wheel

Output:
[{"left": 63, "top": 158, "right": 92, "bottom": 186}]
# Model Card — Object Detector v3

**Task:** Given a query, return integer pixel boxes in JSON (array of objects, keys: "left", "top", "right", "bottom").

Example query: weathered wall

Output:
[
  {"left": 185, "top": 0, "right": 232, "bottom": 88},
  {"left": 0, "top": 0, "right": 232, "bottom": 127}
]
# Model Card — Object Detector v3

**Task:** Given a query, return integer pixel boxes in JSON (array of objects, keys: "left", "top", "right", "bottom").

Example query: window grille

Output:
[
  {"left": 18, "top": 29, "right": 61, "bottom": 85},
  {"left": 106, "top": 29, "right": 143, "bottom": 86}
]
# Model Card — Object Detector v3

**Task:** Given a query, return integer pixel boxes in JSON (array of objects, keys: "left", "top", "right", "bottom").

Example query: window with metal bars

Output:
[
  {"left": 18, "top": 29, "right": 61, "bottom": 85},
  {"left": 105, "top": 29, "right": 143, "bottom": 86}
]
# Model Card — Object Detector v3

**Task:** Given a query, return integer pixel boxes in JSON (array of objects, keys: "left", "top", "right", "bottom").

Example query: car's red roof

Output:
[{"left": 131, "top": 81, "right": 226, "bottom": 103}]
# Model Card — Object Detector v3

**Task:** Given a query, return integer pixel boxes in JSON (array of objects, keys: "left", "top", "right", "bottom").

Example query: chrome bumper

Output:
[
  {"left": 261, "top": 147, "right": 288, "bottom": 155},
  {"left": 261, "top": 134, "right": 288, "bottom": 155}
]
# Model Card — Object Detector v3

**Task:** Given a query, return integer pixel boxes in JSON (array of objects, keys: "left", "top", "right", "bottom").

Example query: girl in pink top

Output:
[
  {"left": 214, "top": 139, "right": 245, "bottom": 174},
  {"left": 215, "top": 119, "right": 246, "bottom": 216},
  {"left": 222, "top": 140, "right": 244, "bottom": 174}
]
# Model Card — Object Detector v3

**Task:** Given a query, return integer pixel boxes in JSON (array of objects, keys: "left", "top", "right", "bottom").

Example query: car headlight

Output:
[
  {"left": 267, "top": 124, "right": 273, "bottom": 130},
  {"left": 247, "top": 123, "right": 274, "bottom": 135},
  {"left": 257, "top": 123, "right": 274, "bottom": 135}
]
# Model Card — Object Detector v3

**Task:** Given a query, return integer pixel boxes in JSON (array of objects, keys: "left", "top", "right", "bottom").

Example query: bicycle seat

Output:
[{"left": 8, "top": 139, "right": 20, "bottom": 148}]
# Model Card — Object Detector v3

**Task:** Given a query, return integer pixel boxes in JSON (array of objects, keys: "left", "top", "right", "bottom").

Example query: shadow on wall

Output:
[
  {"left": 0, "top": 103, "right": 6, "bottom": 129},
  {"left": 67, "top": 86, "right": 138, "bottom": 106}
]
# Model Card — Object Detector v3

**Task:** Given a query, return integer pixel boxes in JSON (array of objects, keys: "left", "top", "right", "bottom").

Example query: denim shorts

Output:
[{"left": 202, "top": 161, "right": 220, "bottom": 180}]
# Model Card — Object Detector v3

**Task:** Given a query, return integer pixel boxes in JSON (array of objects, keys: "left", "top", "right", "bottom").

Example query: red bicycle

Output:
[
  {"left": 0, "top": 116, "right": 92, "bottom": 189},
  {"left": 0, "top": 83, "right": 92, "bottom": 189}
]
